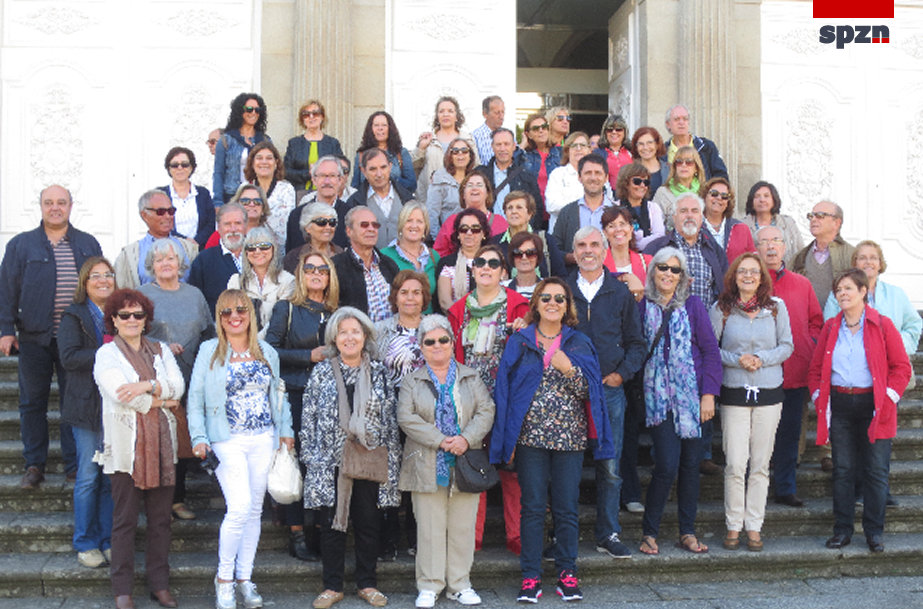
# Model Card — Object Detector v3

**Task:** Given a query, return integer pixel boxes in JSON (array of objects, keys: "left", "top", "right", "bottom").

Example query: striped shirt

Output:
[
  {"left": 51, "top": 236, "right": 79, "bottom": 335},
  {"left": 471, "top": 123, "right": 494, "bottom": 164}
]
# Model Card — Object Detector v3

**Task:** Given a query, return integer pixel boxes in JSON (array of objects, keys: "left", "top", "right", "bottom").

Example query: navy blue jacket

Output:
[
  {"left": 491, "top": 325, "right": 615, "bottom": 464},
  {"left": 188, "top": 245, "right": 240, "bottom": 313},
  {"left": 475, "top": 160, "right": 546, "bottom": 231},
  {"left": 0, "top": 223, "right": 102, "bottom": 345},
  {"left": 661, "top": 135, "right": 728, "bottom": 180},
  {"left": 158, "top": 184, "right": 215, "bottom": 249},
  {"left": 57, "top": 302, "right": 103, "bottom": 431},
  {"left": 642, "top": 229, "right": 729, "bottom": 305},
  {"left": 567, "top": 270, "right": 646, "bottom": 381}
]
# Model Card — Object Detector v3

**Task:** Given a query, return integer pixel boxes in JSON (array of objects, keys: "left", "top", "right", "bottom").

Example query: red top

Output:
[
  {"left": 605, "top": 147, "right": 633, "bottom": 192},
  {"left": 446, "top": 288, "right": 530, "bottom": 363},
  {"left": 769, "top": 268, "right": 823, "bottom": 389},
  {"left": 602, "top": 249, "right": 651, "bottom": 284},
  {"left": 433, "top": 212, "right": 508, "bottom": 258}
]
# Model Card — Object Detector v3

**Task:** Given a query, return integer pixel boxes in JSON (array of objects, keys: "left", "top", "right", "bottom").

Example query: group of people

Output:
[{"left": 0, "top": 91, "right": 918, "bottom": 609}]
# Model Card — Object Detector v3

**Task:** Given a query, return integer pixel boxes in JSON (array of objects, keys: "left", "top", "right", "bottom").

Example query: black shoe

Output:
[
  {"left": 886, "top": 494, "right": 899, "bottom": 508},
  {"left": 825, "top": 534, "right": 851, "bottom": 549},
  {"left": 20, "top": 466, "right": 44, "bottom": 489},
  {"left": 774, "top": 494, "right": 805, "bottom": 507},
  {"left": 378, "top": 547, "right": 397, "bottom": 562},
  {"left": 596, "top": 533, "right": 632, "bottom": 559},
  {"left": 867, "top": 535, "right": 885, "bottom": 553},
  {"left": 290, "top": 530, "right": 312, "bottom": 561},
  {"left": 517, "top": 578, "right": 542, "bottom": 604},
  {"left": 555, "top": 570, "right": 582, "bottom": 602}
]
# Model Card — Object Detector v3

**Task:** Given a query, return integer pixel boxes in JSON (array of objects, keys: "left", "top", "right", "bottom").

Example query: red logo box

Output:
[{"left": 814, "top": 0, "right": 894, "bottom": 19}]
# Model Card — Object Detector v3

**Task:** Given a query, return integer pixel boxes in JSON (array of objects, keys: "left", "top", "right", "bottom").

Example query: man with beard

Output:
[
  {"left": 553, "top": 155, "right": 615, "bottom": 268},
  {"left": 189, "top": 202, "right": 247, "bottom": 311}
]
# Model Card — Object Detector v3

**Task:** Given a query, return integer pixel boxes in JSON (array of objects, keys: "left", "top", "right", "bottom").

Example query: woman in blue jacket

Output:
[{"left": 214, "top": 93, "right": 272, "bottom": 204}]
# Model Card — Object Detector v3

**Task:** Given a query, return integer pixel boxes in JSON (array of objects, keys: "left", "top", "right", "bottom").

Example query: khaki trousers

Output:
[
  {"left": 722, "top": 403, "right": 782, "bottom": 533},
  {"left": 412, "top": 484, "right": 480, "bottom": 595}
]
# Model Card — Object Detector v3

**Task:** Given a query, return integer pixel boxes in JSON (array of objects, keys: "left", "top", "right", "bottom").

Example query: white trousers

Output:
[
  {"left": 212, "top": 431, "right": 274, "bottom": 581},
  {"left": 721, "top": 403, "right": 782, "bottom": 533}
]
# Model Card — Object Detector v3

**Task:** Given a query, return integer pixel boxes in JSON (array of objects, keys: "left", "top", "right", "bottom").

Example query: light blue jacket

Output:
[
  {"left": 212, "top": 130, "right": 271, "bottom": 204},
  {"left": 187, "top": 339, "right": 293, "bottom": 447},
  {"left": 824, "top": 279, "right": 922, "bottom": 355}
]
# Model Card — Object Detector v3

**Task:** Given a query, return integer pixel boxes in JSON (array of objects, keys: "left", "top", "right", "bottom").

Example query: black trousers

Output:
[{"left": 317, "top": 477, "right": 380, "bottom": 591}]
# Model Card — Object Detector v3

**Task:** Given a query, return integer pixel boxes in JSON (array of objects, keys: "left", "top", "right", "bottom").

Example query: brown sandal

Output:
[
  {"left": 675, "top": 534, "right": 709, "bottom": 554},
  {"left": 640, "top": 536, "right": 659, "bottom": 555},
  {"left": 723, "top": 535, "right": 740, "bottom": 551}
]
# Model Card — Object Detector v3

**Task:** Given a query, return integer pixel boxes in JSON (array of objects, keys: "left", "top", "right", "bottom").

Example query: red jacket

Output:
[
  {"left": 447, "top": 288, "right": 529, "bottom": 363},
  {"left": 725, "top": 222, "right": 756, "bottom": 266},
  {"left": 808, "top": 306, "right": 912, "bottom": 445},
  {"left": 770, "top": 268, "right": 823, "bottom": 388}
]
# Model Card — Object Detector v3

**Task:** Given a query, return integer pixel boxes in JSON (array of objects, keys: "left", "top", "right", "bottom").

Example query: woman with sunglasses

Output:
[
  {"left": 352, "top": 110, "right": 416, "bottom": 194},
  {"left": 160, "top": 146, "right": 215, "bottom": 249},
  {"left": 381, "top": 202, "right": 440, "bottom": 314},
  {"left": 214, "top": 92, "right": 271, "bottom": 204},
  {"left": 93, "top": 288, "right": 185, "bottom": 609},
  {"left": 188, "top": 290, "right": 294, "bottom": 609},
  {"left": 433, "top": 172, "right": 507, "bottom": 258},
  {"left": 397, "top": 314, "right": 494, "bottom": 609},
  {"left": 503, "top": 232, "right": 544, "bottom": 299},
  {"left": 245, "top": 141, "right": 295, "bottom": 251},
  {"left": 635, "top": 248, "right": 721, "bottom": 556},
  {"left": 613, "top": 163, "right": 664, "bottom": 251},
  {"left": 492, "top": 278, "right": 612, "bottom": 602},
  {"left": 594, "top": 115, "right": 633, "bottom": 192},
  {"left": 710, "top": 253, "right": 793, "bottom": 552},
  {"left": 652, "top": 146, "right": 705, "bottom": 229},
  {"left": 203, "top": 183, "right": 270, "bottom": 249},
  {"left": 447, "top": 244, "right": 529, "bottom": 556},
  {"left": 741, "top": 181, "right": 804, "bottom": 268},
  {"left": 699, "top": 178, "right": 756, "bottom": 265},
  {"left": 266, "top": 251, "right": 339, "bottom": 562},
  {"left": 284, "top": 100, "right": 344, "bottom": 194},
  {"left": 545, "top": 106, "right": 572, "bottom": 147},
  {"left": 426, "top": 137, "right": 476, "bottom": 239},
  {"left": 435, "top": 209, "right": 489, "bottom": 313},
  {"left": 227, "top": 227, "right": 295, "bottom": 339},
  {"left": 545, "top": 132, "right": 593, "bottom": 232},
  {"left": 413, "top": 96, "right": 479, "bottom": 204},
  {"left": 522, "top": 112, "right": 562, "bottom": 197},
  {"left": 630, "top": 127, "right": 670, "bottom": 196},
  {"left": 283, "top": 202, "right": 344, "bottom": 274}
]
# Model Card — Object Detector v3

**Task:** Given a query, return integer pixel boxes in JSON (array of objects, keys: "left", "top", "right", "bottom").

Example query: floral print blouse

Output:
[
  {"left": 518, "top": 360, "right": 589, "bottom": 452},
  {"left": 225, "top": 360, "right": 273, "bottom": 435}
]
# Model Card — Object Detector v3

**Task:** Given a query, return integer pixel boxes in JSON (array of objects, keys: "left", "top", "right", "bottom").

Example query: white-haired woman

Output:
[
  {"left": 228, "top": 226, "right": 295, "bottom": 339},
  {"left": 283, "top": 202, "right": 344, "bottom": 274},
  {"left": 301, "top": 307, "right": 401, "bottom": 609}
]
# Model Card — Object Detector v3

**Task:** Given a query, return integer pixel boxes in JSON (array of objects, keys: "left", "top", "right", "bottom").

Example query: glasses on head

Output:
[
  {"left": 472, "top": 257, "right": 502, "bottom": 269},
  {"left": 736, "top": 268, "right": 761, "bottom": 277},
  {"left": 806, "top": 211, "right": 836, "bottom": 220},
  {"left": 115, "top": 311, "right": 147, "bottom": 320},
  {"left": 244, "top": 242, "right": 273, "bottom": 252},
  {"left": 311, "top": 217, "right": 337, "bottom": 228},
  {"left": 145, "top": 206, "right": 177, "bottom": 216},
  {"left": 242, "top": 105, "right": 261, "bottom": 114},
  {"left": 757, "top": 238, "right": 784, "bottom": 246},
  {"left": 674, "top": 158, "right": 696, "bottom": 166},
  {"left": 707, "top": 189, "right": 730, "bottom": 201},
  {"left": 206, "top": 138, "right": 218, "bottom": 146},
  {"left": 449, "top": 147, "right": 471, "bottom": 155},
  {"left": 630, "top": 177, "right": 652, "bottom": 187},
  {"left": 89, "top": 272, "right": 115, "bottom": 281},
  {"left": 422, "top": 335, "right": 452, "bottom": 347},
  {"left": 457, "top": 224, "right": 483, "bottom": 235},
  {"left": 301, "top": 110, "right": 323, "bottom": 118},
  {"left": 303, "top": 263, "right": 330, "bottom": 275},
  {"left": 529, "top": 123, "right": 550, "bottom": 132},
  {"left": 512, "top": 248, "right": 538, "bottom": 259},
  {"left": 605, "top": 127, "right": 625, "bottom": 133},
  {"left": 570, "top": 143, "right": 590, "bottom": 151},
  {"left": 656, "top": 263, "right": 683, "bottom": 275},
  {"left": 357, "top": 220, "right": 381, "bottom": 230},
  {"left": 169, "top": 162, "right": 191, "bottom": 169},
  {"left": 539, "top": 293, "right": 567, "bottom": 304},
  {"left": 219, "top": 305, "right": 249, "bottom": 318},
  {"left": 554, "top": 115, "right": 572, "bottom": 122},
  {"left": 239, "top": 197, "right": 263, "bottom": 207}
]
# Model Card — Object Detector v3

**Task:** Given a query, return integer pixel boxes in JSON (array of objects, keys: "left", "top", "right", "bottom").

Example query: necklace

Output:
[
  {"left": 845, "top": 317, "right": 862, "bottom": 329},
  {"left": 230, "top": 346, "right": 251, "bottom": 359},
  {"left": 536, "top": 326, "right": 561, "bottom": 340}
]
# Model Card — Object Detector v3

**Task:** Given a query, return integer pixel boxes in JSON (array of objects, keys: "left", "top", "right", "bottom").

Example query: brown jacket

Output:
[{"left": 791, "top": 234, "right": 855, "bottom": 277}]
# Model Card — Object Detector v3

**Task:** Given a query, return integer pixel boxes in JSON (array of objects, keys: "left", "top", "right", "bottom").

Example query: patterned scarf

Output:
[
  {"left": 463, "top": 289, "right": 506, "bottom": 353},
  {"left": 427, "top": 360, "right": 459, "bottom": 487},
  {"left": 642, "top": 302, "right": 701, "bottom": 439},
  {"left": 736, "top": 295, "right": 760, "bottom": 313}
]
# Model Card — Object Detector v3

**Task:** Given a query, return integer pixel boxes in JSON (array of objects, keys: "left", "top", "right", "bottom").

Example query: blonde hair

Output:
[
  {"left": 290, "top": 250, "right": 340, "bottom": 311},
  {"left": 211, "top": 289, "right": 266, "bottom": 368}
]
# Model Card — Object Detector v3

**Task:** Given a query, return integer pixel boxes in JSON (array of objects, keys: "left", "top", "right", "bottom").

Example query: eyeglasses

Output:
[
  {"left": 757, "top": 238, "right": 784, "bottom": 246},
  {"left": 605, "top": 127, "right": 625, "bottom": 133},
  {"left": 219, "top": 305, "right": 249, "bottom": 318},
  {"left": 674, "top": 158, "right": 696, "bottom": 166},
  {"left": 464, "top": 182, "right": 485, "bottom": 190},
  {"left": 303, "top": 263, "right": 330, "bottom": 275},
  {"left": 631, "top": 177, "right": 652, "bottom": 187},
  {"left": 244, "top": 242, "right": 273, "bottom": 252},
  {"left": 529, "top": 123, "right": 550, "bottom": 132},
  {"left": 144, "top": 206, "right": 177, "bottom": 216},
  {"left": 656, "top": 263, "right": 683, "bottom": 275},
  {"left": 569, "top": 143, "right": 590, "bottom": 151},
  {"left": 472, "top": 257, "right": 502, "bottom": 269},
  {"left": 554, "top": 115, "right": 572, "bottom": 122},
  {"left": 422, "top": 335, "right": 452, "bottom": 347},
  {"left": 115, "top": 311, "right": 147, "bottom": 320},
  {"left": 449, "top": 147, "right": 471, "bottom": 155},
  {"left": 311, "top": 217, "right": 337, "bottom": 228},
  {"left": 300, "top": 110, "right": 323, "bottom": 118},
  {"left": 736, "top": 268, "right": 761, "bottom": 277},
  {"left": 856, "top": 255, "right": 880, "bottom": 263},
  {"left": 239, "top": 197, "right": 263, "bottom": 207},
  {"left": 206, "top": 138, "right": 219, "bottom": 146},
  {"left": 539, "top": 293, "right": 567, "bottom": 304},
  {"left": 169, "top": 162, "right": 191, "bottom": 169},
  {"left": 243, "top": 105, "right": 261, "bottom": 114},
  {"left": 707, "top": 189, "right": 730, "bottom": 201},
  {"left": 806, "top": 211, "right": 836, "bottom": 220},
  {"left": 457, "top": 224, "right": 483, "bottom": 235},
  {"left": 357, "top": 220, "right": 381, "bottom": 230},
  {"left": 315, "top": 173, "right": 340, "bottom": 181},
  {"left": 512, "top": 248, "right": 538, "bottom": 259},
  {"left": 89, "top": 272, "right": 115, "bottom": 281}
]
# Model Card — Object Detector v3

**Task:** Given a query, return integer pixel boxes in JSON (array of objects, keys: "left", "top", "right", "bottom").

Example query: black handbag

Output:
[{"left": 455, "top": 448, "right": 500, "bottom": 493}]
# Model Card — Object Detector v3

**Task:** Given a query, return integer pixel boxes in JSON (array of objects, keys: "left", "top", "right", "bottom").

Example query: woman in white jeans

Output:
[
  {"left": 709, "top": 253, "right": 793, "bottom": 552},
  {"left": 188, "top": 289, "right": 294, "bottom": 609}
]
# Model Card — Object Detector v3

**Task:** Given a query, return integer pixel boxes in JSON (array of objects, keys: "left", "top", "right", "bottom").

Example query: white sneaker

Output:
[
  {"left": 447, "top": 589, "right": 481, "bottom": 605},
  {"left": 215, "top": 576, "right": 237, "bottom": 609},
  {"left": 625, "top": 501, "right": 645, "bottom": 514},
  {"left": 415, "top": 590, "right": 437, "bottom": 608},
  {"left": 77, "top": 549, "right": 107, "bottom": 568},
  {"left": 237, "top": 581, "right": 263, "bottom": 608}
]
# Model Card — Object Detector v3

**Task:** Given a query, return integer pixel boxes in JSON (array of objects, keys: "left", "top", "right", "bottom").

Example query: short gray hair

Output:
[
  {"left": 644, "top": 246, "right": 690, "bottom": 309},
  {"left": 311, "top": 156, "right": 343, "bottom": 179},
  {"left": 137, "top": 189, "right": 169, "bottom": 214},
  {"left": 665, "top": 104, "right": 690, "bottom": 124},
  {"left": 417, "top": 314, "right": 454, "bottom": 345},
  {"left": 572, "top": 225, "right": 608, "bottom": 252},
  {"left": 299, "top": 202, "right": 337, "bottom": 234},
  {"left": 216, "top": 202, "right": 246, "bottom": 224},
  {"left": 239, "top": 226, "right": 283, "bottom": 289},
  {"left": 673, "top": 192, "right": 704, "bottom": 215},
  {"left": 323, "top": 306, "right": 379, "bottom": 359},
  {"left": 143, "top": 238, "right": 189, "bottom": 277},
  {"left": 345, "top": 204, "right": 372, "bottom": 228}
]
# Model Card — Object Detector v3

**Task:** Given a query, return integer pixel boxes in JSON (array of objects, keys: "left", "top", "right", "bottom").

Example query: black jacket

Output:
[
  {"left": 475, "top": 160, "right": 546, "bottom": 231},
  {"left": 642, "top": 229, "right": 729, "bottom": 305},
  {"left": 158, "top": 184, "right": 216, "bottom": 249},
  {"left": 57, "top": 303, "right": 103, "bottom": 431},
  {"left": 332, "top": 247, "right": 400, "bottom": 315},
  {"left": 283, "top": 134, "right": 344, "bottom": 190},
  {"left": 188, "top": 246, "right": 240, "bottom": 313},
  {"left": 0, "top": 222, "right": 102, "bottom": 345},
  {"left": 285, "top": 197, "right": 351, "bottom": 254},
  {"left": 264, "top": 300, "right": 328, "bottom": 390},
  {"left": 661, "top": 135, "right": 728, "bottom": 180}
]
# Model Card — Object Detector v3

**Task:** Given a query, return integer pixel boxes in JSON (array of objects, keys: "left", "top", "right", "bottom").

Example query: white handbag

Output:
[{"left": 267, "top": 446, "right": 303, "bottom": 505}]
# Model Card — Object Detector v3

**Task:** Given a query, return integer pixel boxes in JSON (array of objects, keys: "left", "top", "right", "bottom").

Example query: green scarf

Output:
[
  {"left": 464, "top": 289, "right": 506, "bottom": 343},
  {"left": 670, "top": 176, "right": 700, "bottom": 197}
]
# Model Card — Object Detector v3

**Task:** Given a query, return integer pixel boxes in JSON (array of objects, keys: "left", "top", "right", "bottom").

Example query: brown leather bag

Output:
[{"left": 330, "top": 358, "right": 389, "bottom": 483}]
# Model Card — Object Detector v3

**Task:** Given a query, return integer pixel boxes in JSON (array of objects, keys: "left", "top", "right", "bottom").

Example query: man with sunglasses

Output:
[
  {"left": 791, "top": 201, "right": 855, "bottom": 308},
  {"left": 189, "top": 203, "right": 248, "bottom": 312},
  {"left": 286, "top": 156, "right": 352, "bottom": 253},
  {"left": 661, "top": 104, "right": 728, "bottom": 180},
  {"left": 332, "top": 206, "right": 399, "bottom": 322},
  {"left": 113, "top": 190, "right": 198, "bottom": 289},
  {"left": 345, "top": 148, "right": 415, "bottom": 250},
  {"left": 0, "top": 184, "right": 102, "bottom": 488},
  {"left": 475, "top": 128, "right": 545, "bottom": 231}
]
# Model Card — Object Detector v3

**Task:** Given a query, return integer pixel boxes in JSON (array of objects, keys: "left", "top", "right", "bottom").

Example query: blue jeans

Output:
[
  {"left": 829, "top": 392, "right": 891, "bottom": 538},
  {"left": 18, "top": 340, "right": 76, "bottom": 473},
  {"left": 619, "top": 382, "right": 644, "bottom": 505},
  {"left": 517, "top": 445, "right": 582, "bottom": 579},
  {"left": 699, "top": 419, "right": 713, "bottom": 461},
  {"left": 642, "top": 412, "right": 702, "bottom": 538},
  {"left": 72, "top": 426, "right": 112, "bottom": 552},
  {"left": 594, "top": 384, "right": 625, "bottom": 541},
  {"left": 773, "top": 387, "right": 806, "bottom": 497}
]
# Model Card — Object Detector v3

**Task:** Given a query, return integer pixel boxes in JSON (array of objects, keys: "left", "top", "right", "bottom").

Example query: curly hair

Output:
[
  {"left": 716, "top": 252, "right": 776, "bottom": 316},
  {"left": 357, "top": 111, "right": 403, "bottom": 158},
  {"left": 244, "top": 141, "right": 285, "bottom": 183},
  {"left": 225, "top": 92, "right": 267, "bottom": 133},
  {"left": 431, "top": 96, "right": 465, "bottom": 132},
  {"left": 103, "top": 289, "right": 155, "bottom": 336},
  {"left": 164, "top": 146, "right": 197, "bottom": 177}
]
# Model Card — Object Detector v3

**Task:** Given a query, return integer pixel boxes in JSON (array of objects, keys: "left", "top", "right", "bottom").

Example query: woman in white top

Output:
[
  {"left": 544, "top": 132, "right": 592, "bottom": 233},
  {"left": 412, "top": 96, "right": 479, "bottom": 203},
  {"left": 245, "top": 141, "right": 296, "bottom": 252},
  {"left": 227, "top": 227, "right": 295, "bottom": 339}
]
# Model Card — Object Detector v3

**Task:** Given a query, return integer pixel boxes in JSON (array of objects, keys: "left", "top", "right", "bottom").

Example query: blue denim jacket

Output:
[{"left": 213, "top": 130, "right": 271, "bottom": 204}]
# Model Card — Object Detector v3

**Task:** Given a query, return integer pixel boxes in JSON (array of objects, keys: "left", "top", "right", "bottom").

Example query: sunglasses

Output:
[
  {"left": 169, "top": 162, "right": 191, "bottom": 169},
  {"left": 144, "top": 206, "right": 177, "bottom": 216},
  {"left": 206, "top": 138, "right": 218, "bottom": 146},
  {"left": 554, "top": 115, "right": 572, "bottom": 122},
  {"left": 605, "top": 127, "right": 625, "bottom": 133},
  {"left": 311, "top": 217, "right": 337, "bottom": 228},
  {"left": 656, "top": 263, "right": 683, "bottom": 275},
  {"left": 357, "top": 220, "right": 381, "bottom": 230},
  {"left": 303, "top": 263, "right": 330, "bottom": 275},
  {"left": 539, "top": 293, "right": 567, "bottom": 304},
  {"left": 115, "top": 311, "right": 147, "bottom": 320},
  {"left": 239, "top": 197, "right": 263, "bottom": 207},
  {"left": 219, "top": 305, "right": 249, "bottom": 318},
  {"left": 512, "top": 248, "right": 538, "bottom": 259},
  {"left": 449, "top": 147, "right": 471, "bottom": 155},
  {"left": 707, "top": 189, "right": 731, "bottom": 201},
  {"left": 674, "top": 158, "right": 696, "bottom": 166},
  {"left": 529, "top": 123, "right": 550, "bottom": 132},
  {"left": 244, "top": 242, "right": 273, "bottom": 253},
  {"left": 301, "top": 110, "right": 323, "bottom": 118},
  {"left": 457, "top": 224, "right": 483, "bottom": 235},
  {"left": 422, "top": 335, "right": 452, "bottom": 347},
  {"left": 806, "top": 211, "right": 836, "bottom": 220},
  {"left": 630, "top": 177, "right": 652, "bottom": 187},
  {"left": 243, "top": 105, "right": 261, "bottom": 114},
  {"left": 472, "top": 257, "right": 502, "bottom": 269}
]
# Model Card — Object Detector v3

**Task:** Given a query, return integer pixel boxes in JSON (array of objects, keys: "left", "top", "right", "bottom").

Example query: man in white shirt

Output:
[{"left": 345, "top": 149, "right": 414, "bottom": 249}]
